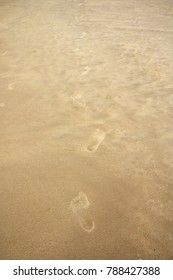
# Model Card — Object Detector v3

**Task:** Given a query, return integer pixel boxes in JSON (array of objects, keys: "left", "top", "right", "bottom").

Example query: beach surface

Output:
[{"left": 0, "top": 0, "right": 173, "bottom": 259}]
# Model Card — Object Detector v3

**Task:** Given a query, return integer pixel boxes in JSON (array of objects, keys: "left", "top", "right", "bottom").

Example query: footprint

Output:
[
  {"left": 71, "top": 94, "right": 86, "bottom": 108},
  {"left": 86, "top": 129, "right": 105, "bottom": 152},
  {"left": 71, "top": 192, "right": 90, "bottom": 211},
  {"left": 70, "top": 192, "right": 95, "bottom": 233}
]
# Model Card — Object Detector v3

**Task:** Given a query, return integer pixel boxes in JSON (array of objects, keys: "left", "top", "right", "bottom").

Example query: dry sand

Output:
[{"left": 0, "top": 0, "right": 173, "bottom": 260}]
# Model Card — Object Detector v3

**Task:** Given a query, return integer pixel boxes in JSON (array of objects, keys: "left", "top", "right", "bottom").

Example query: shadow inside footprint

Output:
[
  {"left": 86, "top": 129, "right": 105, "bottom": 152},
  {"left": 70, "top": 192, "right": 95, "bottom": 233},
  {"left": 76, "top": 214, "right": 95, "bottom": 233}
]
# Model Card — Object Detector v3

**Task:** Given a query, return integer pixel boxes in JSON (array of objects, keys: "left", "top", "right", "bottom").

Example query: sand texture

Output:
[{"left": 0, "top": 0, "right": 173, "bottom": 259}]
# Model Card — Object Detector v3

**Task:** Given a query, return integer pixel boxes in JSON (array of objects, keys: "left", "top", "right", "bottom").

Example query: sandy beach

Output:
[{"left": 0, "top": 0, "right": 173, "bottom": 259}]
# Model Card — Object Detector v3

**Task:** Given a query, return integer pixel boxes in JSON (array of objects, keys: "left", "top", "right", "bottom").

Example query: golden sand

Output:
[{"left": 0, "top": 0, "right": 173, "bottom": 259}]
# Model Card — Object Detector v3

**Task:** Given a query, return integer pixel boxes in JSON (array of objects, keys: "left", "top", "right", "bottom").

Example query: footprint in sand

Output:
[
  {"left": 86, "top": 129, "right": 105, "bottom": 152},
  {"left": 70, "top": 192, "right": 95, "bottom": 233},
  {"left": 71, "top": 94, "right": 86, "bottom": 108}
]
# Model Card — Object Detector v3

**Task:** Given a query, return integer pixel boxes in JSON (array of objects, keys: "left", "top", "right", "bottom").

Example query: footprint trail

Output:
[{"left": 70, "top": 192, "right": 95, "bottom": 233}]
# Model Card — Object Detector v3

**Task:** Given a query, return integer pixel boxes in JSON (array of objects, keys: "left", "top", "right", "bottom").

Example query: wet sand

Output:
[{"left": 0, "top": 0, "right": 173, "bottom": 259}]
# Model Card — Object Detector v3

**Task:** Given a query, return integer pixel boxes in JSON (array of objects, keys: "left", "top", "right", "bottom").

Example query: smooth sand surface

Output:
[{"left": 0, "top": 0, "right": 173, "bottom": 259}]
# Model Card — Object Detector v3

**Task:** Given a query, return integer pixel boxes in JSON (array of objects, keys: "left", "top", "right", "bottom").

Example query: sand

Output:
[{"left": 0, "top": 0, "right": 173, "bottom": 260}]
